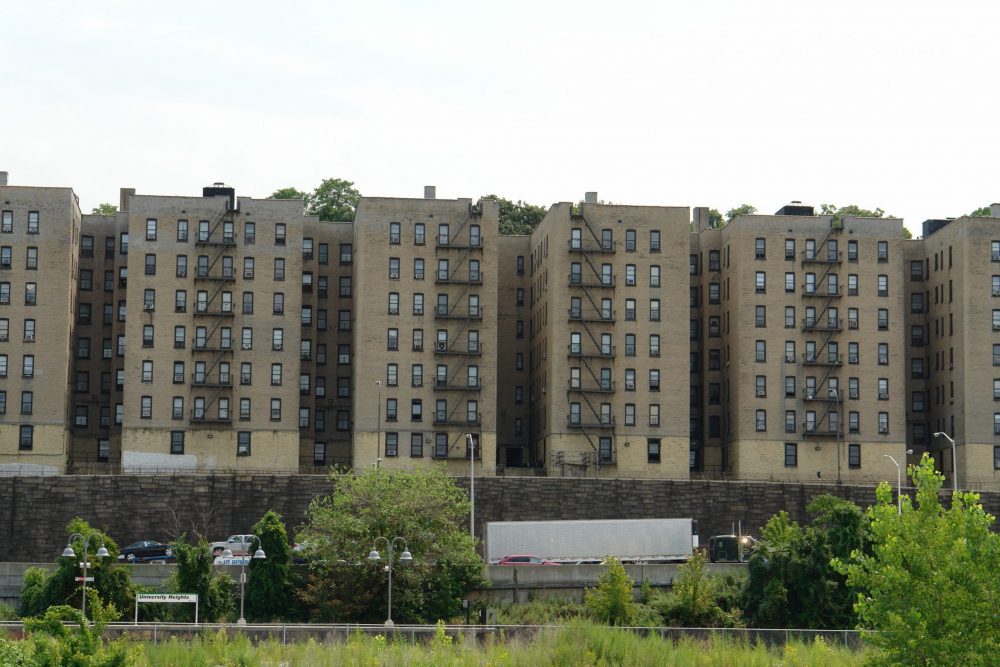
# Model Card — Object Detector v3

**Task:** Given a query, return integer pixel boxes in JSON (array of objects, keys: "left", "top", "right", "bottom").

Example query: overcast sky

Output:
[{"left": 3, "top": 1, "right": 998, "bottom": 236}]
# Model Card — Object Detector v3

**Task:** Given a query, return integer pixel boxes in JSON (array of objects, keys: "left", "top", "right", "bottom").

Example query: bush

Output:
[
  {"left": 655, "top": 551, "right": 744, "bottom": 627},
  {"left": 585, "top": 558, "right": 637, "bottom": 626},
  {"left": 168, "top": 538, "right": 233, "bottom": 622}
]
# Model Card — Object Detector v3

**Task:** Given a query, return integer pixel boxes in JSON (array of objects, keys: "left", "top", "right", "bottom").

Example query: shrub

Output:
[{"left": 584, "top": 558, "right": 637, "bottom": 626}]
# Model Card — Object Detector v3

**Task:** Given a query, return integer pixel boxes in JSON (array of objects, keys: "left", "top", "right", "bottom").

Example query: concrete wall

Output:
[{"left": 6, "top": 474, "right": 998, "bottom": 564}]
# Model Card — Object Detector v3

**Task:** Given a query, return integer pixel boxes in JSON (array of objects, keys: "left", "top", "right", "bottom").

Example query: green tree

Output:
[
  {"left": 298, "top": 468, "right": 485, "bottom": 623},
  {"left": 169, "top": 538, "right": 233, "bottom": 622},
  {"left": 725, "top": 204, "right": 757, "bottom": 223},
  {"left": 835, "top": 456, "right": 1000, "bottom": 666},
  {"left": 269, "top": 187, "right": 308, "bottom": 200},
  {"left": 744, "top": 495, "right": 864, "bottom": 629},
  {"left": 305, "top": 178, "right": 361, "bottom": 222},
  {"left": 481, "top": 195, "right": 547, "bottom": 235},
  {"left": 656, "top": 551, "right": 743, "bottom": 627},
  {"left": 18, "top": 518, "right": 134, "bottom": 621},
  {"left": 21, "top": 601, "right": 138, "bottom": 665},
  {"left": 820, "top": 203, "right": 887, "bottom": 219},
  {"left": 246, "top": 510, "right": 298, "bottom": 621},
  {"left": 902, "top": 227, "right": 913, "bottom": 239},
  {"left": 585, "top": 558, "right": 637, "bottom": 626},
  {"left": 969, "top": 206, "right": 992, "bottom": 217},
  {"left": 90, "top": 203, "right": 117, "bottom": 216},
  {"left": 708, "top": 209, "right": 724, "bottom": 228}
]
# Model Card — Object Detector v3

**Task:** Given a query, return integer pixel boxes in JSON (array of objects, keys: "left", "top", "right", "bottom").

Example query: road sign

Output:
[
  {"left": 74, "top": 576, "right": 94, "bottom": 582},
  {"left": 136, "top": 593, "right": 198, "bottom": 603},
  {"left": 214, "top": 556, "right": 251, "bottom": 566}
]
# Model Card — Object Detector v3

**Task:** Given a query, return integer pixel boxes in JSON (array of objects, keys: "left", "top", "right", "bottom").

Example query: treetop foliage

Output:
[
  {"left": 270, "top": 179, "right": 360, "bottom": 222},
  {"left": 90, "top": 203, "right": 118, "bottom": 216},
  {"left": 481, "top": 194, "right": 546, "bottom": 235}
]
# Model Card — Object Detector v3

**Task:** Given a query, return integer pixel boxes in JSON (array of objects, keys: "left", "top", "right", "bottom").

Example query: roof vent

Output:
[
  {"left": 990, "top": 203, "right": 1000, "bottom": 218},
  {"left": 0, "top": 171, "right": 7, "bottom": 186},
  {"left": 775, "top": 201, "right": 815, "bottom": 216},
  {"left": 424, "top": 185, "right": 436, "bottom": 199},
  {"left": 584, "top": 192, "right": 598, "bottom": 204}
]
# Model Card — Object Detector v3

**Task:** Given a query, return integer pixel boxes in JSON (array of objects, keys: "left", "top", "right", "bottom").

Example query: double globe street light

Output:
[
  {"left": 368, "top": 536, "right": 413, "bottom": 628},
  {"left": 61, "top": 532, "right": 110, "bottom": 620},
  {"left": 222, "top": 537, "right": 266, "bottom": 626}
]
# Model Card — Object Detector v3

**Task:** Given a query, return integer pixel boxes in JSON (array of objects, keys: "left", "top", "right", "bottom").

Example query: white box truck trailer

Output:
[{"left": 486, "top": 518, "right": 698, "bottom": 564}]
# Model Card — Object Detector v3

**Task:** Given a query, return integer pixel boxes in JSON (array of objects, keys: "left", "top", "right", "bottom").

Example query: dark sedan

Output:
[{"left": 117, "top": 540, "right": 175, "bottom": 563}]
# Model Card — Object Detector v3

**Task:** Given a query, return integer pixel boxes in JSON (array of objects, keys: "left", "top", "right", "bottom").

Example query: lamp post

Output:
[
  {"left": 375, "top": 379, "right": 382, "bottom": 468},
  {"left": 831, "top": 388, "right": 842, "bottom": 485},
  {"left": 222, "top": 537, "right": 266, "bottom": 626},
  {"left": 368, "top": 536, "right": 412, "bottom": 628},
  {"left": 466, "top": 433, "right": 476, "bottom": 540},
  {"left": 883, "top": 449, "right": 913, "bottom": 514},
  {"left": 61, "top": 532, "right": 110, "bottom": 620},
  {"left": 933, "top": 432, "right": 958, "bottom": 492}
]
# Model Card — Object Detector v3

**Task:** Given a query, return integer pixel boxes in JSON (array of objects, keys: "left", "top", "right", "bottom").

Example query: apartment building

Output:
[
  {"left": 496, "top": 235, "right": 533, "bottom": 468},
  {"left": 907, "top": 208, "right": 1000, "bottom": 488},
  {"left": 0, "top": 173, "right": 82, "bottom": 474},
  {"left": 528, "top": 196, "right": 690, "bottom": 479},
  {"left": 690, "top": 204, "right": 909, "bottom": 483},
  {"left": 351, "top": 191, "right": 500, "bottom": 474}
]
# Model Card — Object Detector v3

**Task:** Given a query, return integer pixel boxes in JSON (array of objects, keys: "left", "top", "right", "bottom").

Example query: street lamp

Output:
[
  {"left": 933, "top": 432, "right": 958, "bottom": 493},
  {"left": 466, "top": 433, "right": 476, "bottom": 540},
  {"left": 830, "top": 388, "right": 842, "bottom": 485},
  {"left": 883, "top": 449, "right": 913, "bottom": 514},
  {"left": 376, "top": 379, "right": 382, "bottom": 468},
  {"left": 222, "top": 537, "right": 266, "bottom": 626},
  {"left": 61, "top": 532, "right": 110, "bottom": 620},
  {"left": 368, "top": 536, "right": 413, "bottom": 628}
]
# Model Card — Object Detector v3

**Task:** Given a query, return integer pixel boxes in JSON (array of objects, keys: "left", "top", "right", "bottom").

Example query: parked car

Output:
[
  {"left": 209, "top": 535, "right": 257, "bottom": 558},
  {"left": 117, "top": 540, "right": 175, "bottom": 563},
  {"left": 497, "top": 555, "right": 561, "bottom": 565}
]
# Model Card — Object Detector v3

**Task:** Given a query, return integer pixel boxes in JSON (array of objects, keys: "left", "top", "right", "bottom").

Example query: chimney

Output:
[
  {"left": 693, "top": 207, "right": 712, "bottom": 233},
  {"left": 0, "top": 171, "right": 7, "bottom": 186},
  {"left": 424, "top": 186, "right": 436, "bottom": 200},
  {"left": 584, "top": 192, "right": 598, "bottom": 204},
  {"left": 119, "top": 188, "right": 135, "bottom": 213},
  {"left": 991, "top": 203, "right": 1000, "bottom": 218}
]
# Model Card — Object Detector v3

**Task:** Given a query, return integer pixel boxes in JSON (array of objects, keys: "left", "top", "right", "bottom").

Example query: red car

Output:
[{"left": 497, "top": 555, "right": 561, "bottom": 565}]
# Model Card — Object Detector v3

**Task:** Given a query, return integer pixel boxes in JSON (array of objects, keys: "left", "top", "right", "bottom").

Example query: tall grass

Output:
[{"left": 136, "top": 622, "right": 864, "bottom": 666}]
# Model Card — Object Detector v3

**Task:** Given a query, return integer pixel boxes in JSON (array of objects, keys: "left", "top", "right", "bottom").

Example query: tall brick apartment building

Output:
[{"left": 0, "top": 171, "right": 998, "bottom": 489}]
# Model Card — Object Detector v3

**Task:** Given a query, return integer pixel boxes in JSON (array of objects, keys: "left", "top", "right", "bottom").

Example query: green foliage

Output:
[
  {"left": 708, "top": 209, "right": 724, "bottom": 227},
  {"left": 725, "top": 204, "right": 757, "bottom": 223},
  {"left": 481, "top": 194, "right": 546, "bottom": 235},
  {"left": 21, "top": 602, "right": 139, "bottom": 666},
  {"left": 655, "top": 551, "right": 744, "bottom": 627},
  {"left": 584, "top": 558, "right": 637, "bottom": 626},
  {"left": 744, "top": 496, "right": 864, "bottom": 629},
  {"left": 169, "top": 538, "right": 233, "bottom": 622},
  {"left": 18, "top": 518, "right": 134, "bottom": 621},
  {"left": 306, "top": 178, "right": 361, "bottom": 222},
  {"left": 246, "top": 510, "right": 299, "bottom": 621},
  {"left": 90, "top": 203, "right": 117, "bottom": 216},
  {"left": 902, "top": 227, "right": 913, "bottom": 239},
  {"left": 299, "top": 467, "right": 486, "bottom": 623},
  {"left": 969, "top": 205, "right": 992, "bottom": 217},
  {"left": 269, "top": 187, "right": 307, "bottom": 200},
  {"left": 835, "top": 455, "right": 1000, "bottom": 666},
  {"left": 0, "top": 601, "right": 17, "bottom": 620}
]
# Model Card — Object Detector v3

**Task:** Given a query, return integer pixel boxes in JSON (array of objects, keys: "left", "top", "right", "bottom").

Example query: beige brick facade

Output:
[{"left": 3, "top": 171, "right": 1000, "bottom": 489}]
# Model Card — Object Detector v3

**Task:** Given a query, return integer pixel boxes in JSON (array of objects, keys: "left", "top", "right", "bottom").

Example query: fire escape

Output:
[
  {"left": 190, "top": 209, "right": 237, "bottom": 424},
  {"left": 562, "top": 205, "right": 616, "bottom": 477},
  {"left": 800, "top": 221, "right": 844, "bottom": 439},
  {"left": 432, "top": 203, "right": 484, "bottom": 459}
]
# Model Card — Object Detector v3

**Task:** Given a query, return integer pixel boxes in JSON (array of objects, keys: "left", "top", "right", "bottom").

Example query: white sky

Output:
[{"left": 2, "top": 1, "right": 999, "bottom": 236}]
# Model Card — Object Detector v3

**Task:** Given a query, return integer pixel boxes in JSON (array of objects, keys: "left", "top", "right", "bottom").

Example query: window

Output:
[
  {"left": 784, "top": 443, "right": 797, "bottom": 467},
  {"left": 755, "top": 238, "right": 765, "bottom": 259},
  {"left": 167, "top": 431, "right": 185, "bottom": 455},
  {"left": 270, "top": 398, "right": 281, "bottom": 421},
  {"left": 0, "top": 211, "right": 10, "bottom": 233},
  {"left": 755, "top": 305, "right": 766, "bottom": 327},
  {"left": 755, "top": 375, "right": 766, "bottom": 397},
  {"left": 878, "top": 343, "right": 889, "bottom": 366},
  {"left": 140, "top": 395, "right": 152, "bottom": 419},
  {"left": 236, "top": 432, "right": 251, "bottom": 457},
  {"left": 516, "top": 255, "right": 525, "bottom": 275},
  {"left": 17, "top": 424, "right": 33, "bottom": 450},
  {"left": 625, "top": 264, "right": 636, "bottom": 286},
  {"left": 784, "top": 238, "right": 795, "bottom": 260},
  {"left": 409, "top": 433, "right": 423, "bottom": 457},
  {"left": 877, "top": 274, "right": 888, "bottom": 297},
  {"left": 785, "top": 272, "right": 795, "bottom": 292},
  {"left": 878, "top": 412, "right": 889, "bottom": 434},
  {"left": 785, "top": 410, "right": 796, "bottom": 433},
  {"left": 649, "top": 404, "right": 660, "bottom": 426},
  {"left": 755, "top": 340, "right": 766, "bottom": 362},
  {"left": 24, "top": 283, "right": 36, "bottom": 305},
  {"left": 144, "top": 253, "right": 156, "bottom": 276},
  {"left": 274, "top": 258, "right": 285, "bottom": 280},
  {"left": 755, "top": 271, "right": 766, "bottom": 293},
  {"left": 145, "top": 218, "right": 157, "bottom": 241},
  {"left": 649, "top": 369, "right": 660, "bottom": 391},
  {"left": 388, "top": 292, "right": 399, "bottom": 315},
  {"left": 650, "top": 230, "right": 660, "bottom": 252},
  {"left": 625, "top": 229, "right": 636, "bottom": 252},
  {"left": 25, "top": 247, "right": 38, "bottom": 270},
  {"left": 411, "top": 399, "right": 422, "bottom": 421},
  {"left": 755, "top": 409, "right": 767, "bottom": 431},
  {"left": 387, "top": 363, "right": 398, "bottom": 386},
  {"left": 878, "top": 308, "right": 889, "bottom": 330},
  {"left": 27, "top": 211, "right": 39, "bottom": 234},
  {"left": 849, "top": 444, "right": 861, "bottom": 468},
  {"left": 20, "top": 391, "right": 33, "bottom": 414},
  {"left": 877, "top": 240, "right": 888, "bottom": 261}
]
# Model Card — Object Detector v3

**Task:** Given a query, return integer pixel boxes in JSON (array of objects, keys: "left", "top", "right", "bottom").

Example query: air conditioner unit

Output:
[
  {"left": 177, "top": 269, "right": 186, "bottom": 277},
  {"left": 241, "top": 343, "right": 252, "bottom": 350},
  {"left": 756, "top": 389, "right": 766, "bottom": 397},
  {"left": 240, "top": 376, "right": 251, "bottom": 385},
  {"left": 244, "top": 270, "right": 254, "bottom": 278},
  {"left": 879, "top": 392, "right": 889, "bottom": 400},
  {"left": 144, "top": 304, "right": 155, "bottom": 311},
  {"left": 274, "top": 307, "right": 284, "bottom": 314},
  {"left": 625, "top": 381, "right": 635, "bottom": 390},
  {"left": 879, "top": 426, "right": 889, "bottom": 433},
  {"left": 0, "top": 335, "right": 6, "bottom": 342},
  {"left": 625, "top": 277, "right": 636, "bottom": 286},
  {"left": 389, "top": 271, "right": 399, "bottom": 279},
  {"left": 24, "top": 334, "right": 34, "bottom": 342},
  {"left": 806, "top": 392, "right": 815, "bottom": 400},
  {"left": 437, "top": 342, "right": 447, "bottom": 351},
  {"left": 273, "top": 343, "right": 283, "bottom": 351}
]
